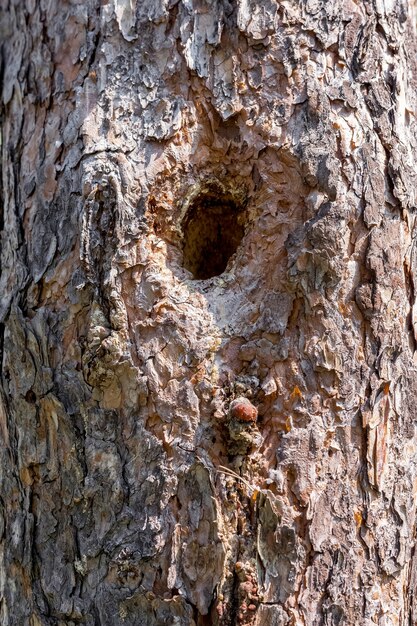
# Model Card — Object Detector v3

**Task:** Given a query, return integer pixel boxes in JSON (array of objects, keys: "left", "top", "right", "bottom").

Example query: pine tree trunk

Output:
[{"left": 2, "top": 1, "right": 417, "bottom": 624}]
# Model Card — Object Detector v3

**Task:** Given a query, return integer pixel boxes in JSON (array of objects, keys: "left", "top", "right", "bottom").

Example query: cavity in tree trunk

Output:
[{"left": 2, "top": 1, "right": 417, "bottom": 625}]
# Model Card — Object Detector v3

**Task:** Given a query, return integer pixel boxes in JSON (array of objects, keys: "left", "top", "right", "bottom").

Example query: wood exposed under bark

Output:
[{"left": 2, "top": 1, "right": 417, "bottom": 624}]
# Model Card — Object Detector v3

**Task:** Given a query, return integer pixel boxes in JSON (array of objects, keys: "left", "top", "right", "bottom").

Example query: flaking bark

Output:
[{"left": 2, "top": 1, "right": 417, "bottom": 624}]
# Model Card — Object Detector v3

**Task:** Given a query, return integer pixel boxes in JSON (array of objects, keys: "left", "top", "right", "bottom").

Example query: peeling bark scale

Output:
[{"left": 2, "top": 1, "right": 417, "bottom": 624}]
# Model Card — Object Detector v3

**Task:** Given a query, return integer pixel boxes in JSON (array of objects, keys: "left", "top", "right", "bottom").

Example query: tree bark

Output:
[{"left": 2, "top": 1, "right": 417, "bottom": 624}]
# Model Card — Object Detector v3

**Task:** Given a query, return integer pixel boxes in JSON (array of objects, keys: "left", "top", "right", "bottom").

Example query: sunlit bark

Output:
[{"left": 2, "top": 1, "right": 417, "bottom": 624}]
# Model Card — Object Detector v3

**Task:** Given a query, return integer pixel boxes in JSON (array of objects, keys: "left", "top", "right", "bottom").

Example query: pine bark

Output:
[{"left": 2, "top": 1, "right": 417, "bottom": 624}]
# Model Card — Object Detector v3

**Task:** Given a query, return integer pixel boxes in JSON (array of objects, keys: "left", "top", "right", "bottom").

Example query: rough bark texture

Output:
[{"left": 2, "top": 1, "right": 417, "bottom": 624}]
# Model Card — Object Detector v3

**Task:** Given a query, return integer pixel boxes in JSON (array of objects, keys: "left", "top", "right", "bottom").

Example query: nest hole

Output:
[{"left": 182, "top": 192, "right": 245, "bottom": 280}]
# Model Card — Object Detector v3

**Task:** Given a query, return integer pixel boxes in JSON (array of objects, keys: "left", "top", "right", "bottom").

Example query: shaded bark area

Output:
[{"left": 2, "top": 1, "right": 417, "bottom": 625}]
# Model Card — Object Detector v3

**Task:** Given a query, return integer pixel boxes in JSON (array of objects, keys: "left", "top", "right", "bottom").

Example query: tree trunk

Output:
[{"left": 2, "top": 1, "right": 417, "bottom": 624}]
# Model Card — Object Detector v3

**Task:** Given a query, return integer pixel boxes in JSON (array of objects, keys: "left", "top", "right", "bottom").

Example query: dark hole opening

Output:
[
  {"left": 182, "top": 194, "right": 245, "bottom": 280},
  {"left": 25, "top": 389, "right": 37, "bottom": 404}
]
